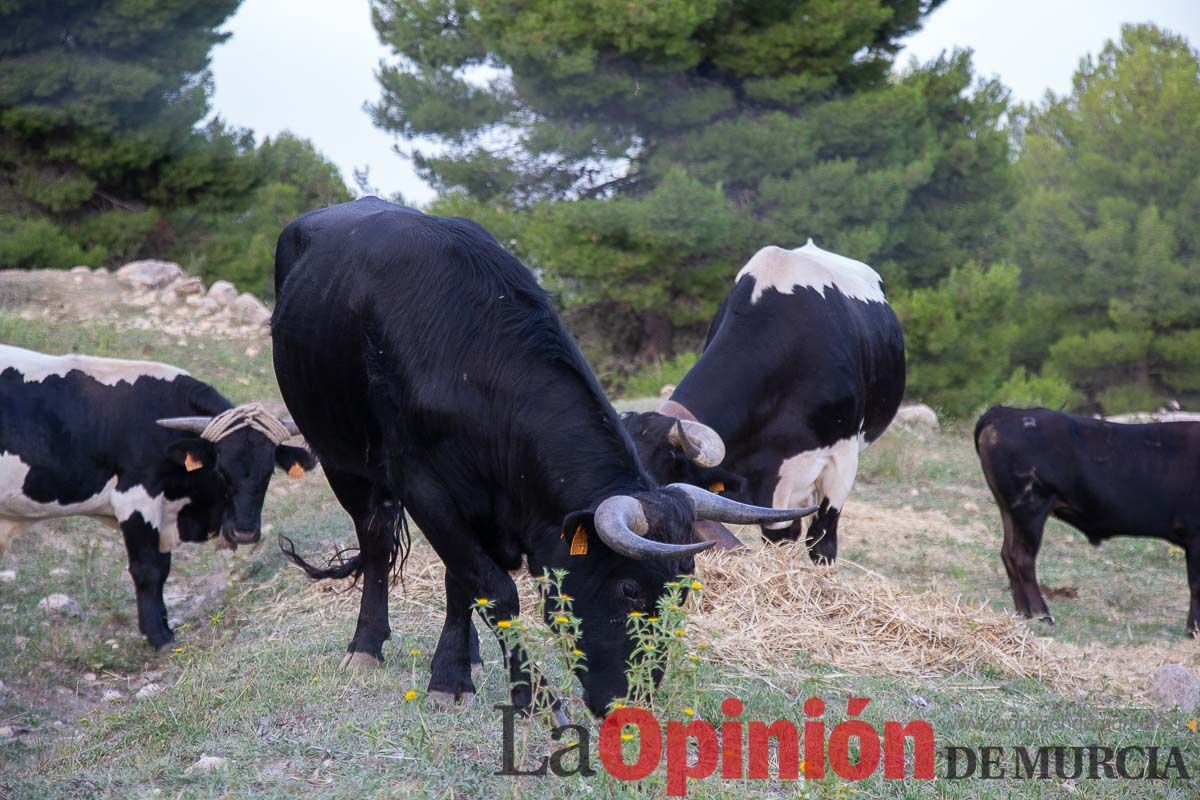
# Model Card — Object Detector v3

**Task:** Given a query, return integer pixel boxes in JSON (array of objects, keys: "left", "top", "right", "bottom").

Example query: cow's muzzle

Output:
[{"left": 227, "top": 528, "right": 261, "bottom": 545}]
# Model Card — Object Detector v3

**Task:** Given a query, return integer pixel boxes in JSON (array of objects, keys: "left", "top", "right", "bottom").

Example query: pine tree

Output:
[
  {"left": 370, "top": 0, "right": 1013, "bottom": 368},
  {"left": 1015, "top": 24, "right": 1200, "bottom": 412},
  {"left": 0, "top": 0, "right": 257, "bottom": 268}
]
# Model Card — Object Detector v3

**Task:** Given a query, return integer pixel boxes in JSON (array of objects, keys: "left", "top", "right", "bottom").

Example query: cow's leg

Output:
[
  {"left": 120, "top": 516, "right": 174, "bottom": 649},
  {"left": 428, "top": 571, "right": 479, "bottom": 704},
  {"left": 1001, "top": 507, "right": 1053, "bottom": 622},
  {"left": 325, "top": 468, "right": 395, "bottom": 667},
  {"left": 805, "top": 438, "right": 860, "bottom": 564},
  {"left": 762, "top": 451, "right": 824, "bottom": 544},
  {"left": 1185, "top": 542, "right": 1200, "bottom": 636}
]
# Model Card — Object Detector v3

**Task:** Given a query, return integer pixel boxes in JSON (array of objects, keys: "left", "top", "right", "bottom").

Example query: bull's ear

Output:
[
  {"left": 275, "top": 444, "right": 318, "bottom": 479},
  {"left": 166, "top": 438, "right": 217, "bottom": 473}
]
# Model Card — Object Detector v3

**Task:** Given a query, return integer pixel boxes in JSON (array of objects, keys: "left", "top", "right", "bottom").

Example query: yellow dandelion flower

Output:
[
  {"left": 409, "top": 648, "right": 421, "bottom": 656},
  {"left": 647, "top": 616, "right": 659, "bottom": 622},
  {"left": 674, "top": 629, "right": 686, "bottom": 637},
  {"left": 475, "top": 597, "right": 491, "bottom": 606},
  {"left": 683, "top": 708, "right": 695, "bottom": 717},
  {"left": 690, "top": 581, "right": 703, "bottom": 590},
  {"left": 698, "top": 642, "right": 709, "bottom": 650},
  {"left": 496, "top": 619, "right": 512, "bottom": 629},
  {"left": 621, "top": 733, "right": 634, "bottom": 741},
  {"left": 644, "top": 644, "right": 656, "bottom": 651},
  {"left": 800, "top": 760, "right": 806, "bottom": 774},
  {"left": 572, "top": 649, "right": 584, "bottom": 657},
  {"left": 173, "top": 647, "right": 184, "bottom": 653},
  {"left": 629, "top": 611, "right": 643, "bottom": 618},
  {"left": 404, "top": 689, "right": 417, "bottom": 702},
  {"left": 688, "top": 654, "right": 700, "bottom": 663},
  {"left": 554, "top": 615, "right": 570, "bottom": 624},
  {"left": 612, "top": 702, "right": 625, "bottom": 710},
  {"left": 558, "top": 593, "right": 573, "bottom": 602}
]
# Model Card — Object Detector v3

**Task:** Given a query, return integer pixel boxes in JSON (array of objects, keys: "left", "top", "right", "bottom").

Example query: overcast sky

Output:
[{"left": 209, "top": 0, "right": 1200, "bottom": 206}]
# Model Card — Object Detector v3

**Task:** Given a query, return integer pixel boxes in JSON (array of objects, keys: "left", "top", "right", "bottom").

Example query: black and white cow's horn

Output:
[
  {"left": 668, "top": 482, "right": 818, "bottom": 525},
  {"left": 667, "top": 419, "right": 725, "bottom": 467},
  {"left": 593, "top": 496, "right": 716, "bottom": 561},
  {"left": 156, "top": 416, "right": 212, "bottom": 434}
]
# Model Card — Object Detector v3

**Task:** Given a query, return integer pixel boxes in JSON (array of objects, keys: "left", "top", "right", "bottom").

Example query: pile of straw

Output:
[{"left": 691, "top": 544, "right": 1081, "bottom": 692}]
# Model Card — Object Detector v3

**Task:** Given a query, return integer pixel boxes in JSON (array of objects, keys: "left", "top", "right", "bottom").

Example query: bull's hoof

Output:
[
  {"left": 428, "top": 689, "right": 475, "bottom": 707},
  {"left": 340, "top": 651, "right": 384, "bottom": 670},
  {"left": 1036, "top": 614, "right": 1055, "bottom": 625},
  {"left": 155, "top": 641, "right": 178, "bottom": 653}
]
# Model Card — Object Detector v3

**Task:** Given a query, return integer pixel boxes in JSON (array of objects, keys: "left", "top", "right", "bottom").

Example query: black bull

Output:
[
  {"left": 270, "top": 197, "right": 815, "bottom": 717},
  {"left": 976, "top": 405, "right": 1200, "bottom": 633}
]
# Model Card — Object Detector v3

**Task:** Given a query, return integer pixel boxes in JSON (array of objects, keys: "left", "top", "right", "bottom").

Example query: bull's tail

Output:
[{"left": 278, "top": 501, "right": 410, "bottom": 588}]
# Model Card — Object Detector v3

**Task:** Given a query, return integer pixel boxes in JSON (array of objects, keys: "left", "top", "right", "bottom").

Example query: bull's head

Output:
[
  {"left": 156, "top": 407, "right": 317, "bottom": 546},
  {"left": 552, "top": 484, "right": 815, "bottom": 717}
]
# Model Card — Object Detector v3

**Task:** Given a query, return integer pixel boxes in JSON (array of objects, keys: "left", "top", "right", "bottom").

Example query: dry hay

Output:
[
  {"left": 264, "top": 535, "right": 1140, "bottom": 697},
  {"left": 691, "top": 544, "right": 1081, "bottom": 692}
]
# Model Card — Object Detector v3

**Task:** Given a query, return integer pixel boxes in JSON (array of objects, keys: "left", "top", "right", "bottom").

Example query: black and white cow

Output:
[
  {"left": 976, "top": 405, "right": 1200, "bottom": 634},
  {"left": 0, "top": 345, "right": 316, "bottom": 648},
  {"left": 622, "top": 241, "right": 906, "bottom": 562},
  {"left": 271, "top": 197, "right": 814, "bottom": 717}
]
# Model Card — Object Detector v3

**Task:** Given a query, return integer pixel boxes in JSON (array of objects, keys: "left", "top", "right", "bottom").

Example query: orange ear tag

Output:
[
  {"left": 184, "top": 453, "right": 204, "bottom": 472},
  {"left": 709, "top": 481, "right": 725, "bottom": 493},
  {"left": 569, "top": 525, "right": 589, "bottom": 556},
  {"left": 288, "top": 464, "right": 306, "bottom": 480}
]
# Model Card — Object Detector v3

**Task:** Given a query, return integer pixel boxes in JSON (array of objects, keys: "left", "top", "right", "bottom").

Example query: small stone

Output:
[
  {"left": 38, "top": 593, "right": 81, "bottom": 617},
  {"left": 115, "top": 259, "right": 184, "bottom": 290},
  {"left": 14, "top": 636, "right": 28, "bottom": 651},
  {"left": 1149, "top": 665, "right": 1200, "bottom": 712},
  {"left": 83, "top": 672, "right": 97, "bottom": 683},
  {"left": 909, "top": 488, "right": 919, "bottom": 497},
  {"left": 894, "top": 403, "right": 940, "bottom": 432},
  {"left": 169, "top": 276, "right": 204, "bottom": 297},
  {"left": 136, "top": 683, "right": 164, "bottom": 700},
  {"left": 208, "top": 280, "right": 239, "bottom": 306},
  {"left": 49, "top": 567, "right": 68, "bottom": 577},
  {"left": 962, "top": 501, "right": 979, "bottom": 512},
  {"left": 0, "top": 569, "right": 15, "bottom": 582},
  {"left": 244, "top": 345, "right": 260, "bottom": 359},
  {"left": 231, "top": 292, "right": 271, "bottom": 326},
  {"left": 186, "top": 755, "right": 229, "bottom": 773},
  {"left": 101, "top": 689, "right": 124, "bottom": 702}
]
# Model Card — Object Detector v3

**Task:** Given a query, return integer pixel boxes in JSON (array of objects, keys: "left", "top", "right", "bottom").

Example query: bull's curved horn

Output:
[
  {"left": 593, "top": 495, "right": 716, "bottom": 561},
  {"left": 156, "top": 417, "right": 212, "bottom": 434},
  {"left": 668, "top": 482, "right": 818, "bottom": 525},
  {"left": 667, "top": 419, "right": 725, "bottom": 467}
]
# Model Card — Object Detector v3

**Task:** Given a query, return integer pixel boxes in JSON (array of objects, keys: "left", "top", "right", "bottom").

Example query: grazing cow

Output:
[
  {"left": 271, "top": 197, "right": 814, "bottom": 717},
  {"left": 0, "top": 345, "right": 316, "bottom": 648},
  {"left": 622, "top": 241, "right": 905, "bottom": 562},
  {"left": 976, "top": 405, "right": 1200, "bottom": 633}
]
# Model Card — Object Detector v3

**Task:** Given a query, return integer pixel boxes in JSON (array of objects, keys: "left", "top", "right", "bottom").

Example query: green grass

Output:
[{"left": 2, "top": 318, "right": 1199, "bottom": 799}]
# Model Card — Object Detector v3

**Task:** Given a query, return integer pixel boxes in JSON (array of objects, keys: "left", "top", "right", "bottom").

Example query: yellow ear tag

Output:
[
  {"left": 184, "top": 453, "right": 203, "bottom": 472},
  {"left": 569, "top": 525, "right": 589, "bottom": 556},
  {"left": 709, "top": 481, "right": 725, "bottom": 493},
  {"left": 288, "top": 463, "right": 305, "bottom": 480}
]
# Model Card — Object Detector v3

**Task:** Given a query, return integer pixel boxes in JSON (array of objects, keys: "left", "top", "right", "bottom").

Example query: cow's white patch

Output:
[
  {"left": 0, "top": 452, "right": 187, "bottom": 553},
  {"left": 735, "top": 241, "right": 885, "bottom": 305},
  {"left": 764, "top": 434, "right": 863, "bottom": 529},
  {"left": 0, "top": 344, "right": 188, "bottom": 387}
]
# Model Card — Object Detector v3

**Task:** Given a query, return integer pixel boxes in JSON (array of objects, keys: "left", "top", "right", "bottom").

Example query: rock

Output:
[
  {"left": 244, "top": 345, "right": 260, "bottom": 359},
  {"left": 101, "top": 689, "right": 124, "bottom": 703},
  {"left": 115, "top": 259, "right": 184, "bottom": 290},
  {"left": 70, "top": 265, "right": 91, "bottom": 274},
  {"left": 186, "top": 755, "right": 230, "bottom": 774},
  {"left": 0, "top": 569, "right": 15, "bottom": 582},
  {"left": 157, "top": 290, "right": 179, "bottom": 307},
  {"left": 1149, "top": 665, "right": 1200, "bottom": 712},
  {"left": 38, "top": 593, "right": 81, "bottom": 617},
  {"left": 231, "top": 292, "right": 271, "bottom": 326},
  {"left": 963, "top": 501, "right": 979, "bottom": 513},
  {"left": 208, "top": 280, "right": 239, "bottom": 306},
  {"left": 83, "top": 672, "right": 97, "bottom": 682},
  {"left": 14, "top": 636, "right": 28, "bottom": 651},
  {"left": 49, "top": 567, "right": 68, "bottom": 577},
  {"left": 169, "top": 276, "right": 205, "bottom": 297},
  {"left": 94, "top": 267, "right": 110, "bottom": 276},
  {"left": 136, "top": 683, "right": 164, "bottom": 700},
  {"left": 894, "top": 403, "right": 940, "bottom": 433}
]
